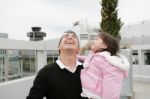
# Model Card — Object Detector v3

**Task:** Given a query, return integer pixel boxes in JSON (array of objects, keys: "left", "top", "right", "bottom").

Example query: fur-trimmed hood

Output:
[{"left": 98, "top": 51, "right": 130, "bottom": 71}]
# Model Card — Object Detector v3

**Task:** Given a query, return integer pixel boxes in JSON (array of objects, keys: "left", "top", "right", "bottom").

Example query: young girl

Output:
[{"left": 79, "top": 32, "right": 130, "bottom": 99}]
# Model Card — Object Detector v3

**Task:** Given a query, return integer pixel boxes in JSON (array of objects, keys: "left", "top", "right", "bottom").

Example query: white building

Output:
[
  {"left": 120, "top": 20, "right": 150, "bottom": 82},
  {"left": 0, "top": 33, "right": 8, "bottom": 38},
  {"left": 72, "top": 19, "right": 99, "bottom": 48}
]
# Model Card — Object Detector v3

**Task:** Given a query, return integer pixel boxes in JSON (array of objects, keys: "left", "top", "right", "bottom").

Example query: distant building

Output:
[
  {"left": 120, "top": 20, "right": 150, "bottom": 65},
  {"left": 0, "top": 33, "right": 8, "bottom": 38},
  {"left": 72, "top": 19, "right": 99, "bottom": 48},
  {"left": 0, "top": 33, "right": 8, "bottom": 81},
  {"left": 120, "top": 20, "right": 150, "bottom": 82}
]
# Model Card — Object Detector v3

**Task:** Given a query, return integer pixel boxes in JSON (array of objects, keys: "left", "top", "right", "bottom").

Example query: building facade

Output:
[{"left": 120, "top": 20, "right": 150, "bottom": 82}]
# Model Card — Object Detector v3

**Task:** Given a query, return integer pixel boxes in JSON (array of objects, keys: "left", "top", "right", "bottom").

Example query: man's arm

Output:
[{"left": 26, "top": 67, "right": 48, "bottom": 99}]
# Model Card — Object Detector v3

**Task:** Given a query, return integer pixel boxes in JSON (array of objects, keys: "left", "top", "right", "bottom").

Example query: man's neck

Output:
[{"left": 59, "top": 53, "right": 77, "bottom": 69}]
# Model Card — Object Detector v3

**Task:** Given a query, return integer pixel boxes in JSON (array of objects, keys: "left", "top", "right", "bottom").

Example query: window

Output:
[
  {"left": 80, "top": 34, "right": 88, "bottom": 40},
  {"left": 132, "top": 50, "right": 138, "bottom": 65},
  {"left": 90, "top": 35, "right": 96, "bottom": 40},
  {"left": 144, "top": 50, "right": 150, "bottom": 65},
  {"left": 47, "top": 50, "right": 59, "bottom": 64}
]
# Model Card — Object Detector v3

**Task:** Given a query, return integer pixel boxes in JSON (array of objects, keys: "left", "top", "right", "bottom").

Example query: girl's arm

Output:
[
  {"left": 77, "top": 51, "right": 94, "bottom": 63},
  {"left": 77, "top": 55, "right": 87, "bottom": 63}
]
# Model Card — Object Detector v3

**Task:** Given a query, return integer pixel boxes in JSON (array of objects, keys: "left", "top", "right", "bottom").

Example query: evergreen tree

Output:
[{"left": 100, "top": 0, "right": 123, "bottom": 38}]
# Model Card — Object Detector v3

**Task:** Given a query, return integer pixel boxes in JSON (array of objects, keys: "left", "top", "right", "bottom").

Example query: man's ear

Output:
[
  {"left": 57, "top": 45, "right": 60, "bottom": 50},
  {"left": 77, "top": 48, "right": 80, "bottom": 54}
]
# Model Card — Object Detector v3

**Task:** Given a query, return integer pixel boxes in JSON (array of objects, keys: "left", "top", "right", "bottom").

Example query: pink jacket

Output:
[{"left": 79, "top": 51, "right": 130, "bottom": 99}]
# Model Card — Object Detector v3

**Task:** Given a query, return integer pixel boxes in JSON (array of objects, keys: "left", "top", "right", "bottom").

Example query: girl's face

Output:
[{"left": 91, "top": 36, "right": 107, "bottom": 52}]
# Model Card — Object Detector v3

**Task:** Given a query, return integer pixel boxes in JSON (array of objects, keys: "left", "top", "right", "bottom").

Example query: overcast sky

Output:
[{"left": 0, "top": 0, "right": 150, "bottom": 40}]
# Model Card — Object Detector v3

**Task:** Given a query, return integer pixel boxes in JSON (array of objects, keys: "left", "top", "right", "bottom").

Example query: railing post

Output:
[
  {"left": 120, "top": 49, "right": 134, "bottom": 99},
  {"left": 4, "top": 50, "right": 9, "bottom": 81},
  {"left": 36, "top": 50, "right": 47, "bottom": 72}
]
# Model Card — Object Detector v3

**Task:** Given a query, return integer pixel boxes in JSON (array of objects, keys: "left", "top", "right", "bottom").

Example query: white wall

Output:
[{"left": 121, "top": 20, "right": 150, "bottom": 38}]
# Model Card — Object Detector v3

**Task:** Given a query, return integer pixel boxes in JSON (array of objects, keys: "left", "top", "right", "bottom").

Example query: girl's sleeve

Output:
[
  {"left": 77, "top": 51, "right": 94, "bottom": 62},
  {"left": 77, "top": 55, "right": 87, "bottom": 62}
]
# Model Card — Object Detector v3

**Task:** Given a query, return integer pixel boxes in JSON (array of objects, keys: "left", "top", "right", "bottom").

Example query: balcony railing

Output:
[{"left": 0, "top": 38, "right": 59, "bottom": 83}]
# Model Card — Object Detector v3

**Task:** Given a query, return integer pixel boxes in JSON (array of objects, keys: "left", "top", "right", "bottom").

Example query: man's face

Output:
[{"left": 58, "top": 32, "right": 79, "bottom": 54}]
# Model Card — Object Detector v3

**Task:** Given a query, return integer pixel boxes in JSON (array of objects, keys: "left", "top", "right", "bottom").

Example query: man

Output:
[{"left": 26, "top": 30, "right": 83, "bottom": 99}]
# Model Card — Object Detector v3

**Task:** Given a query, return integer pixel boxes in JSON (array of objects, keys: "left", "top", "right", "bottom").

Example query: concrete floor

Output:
[{"left": 133, "top": 81, "right": 150, "bottom": 99}]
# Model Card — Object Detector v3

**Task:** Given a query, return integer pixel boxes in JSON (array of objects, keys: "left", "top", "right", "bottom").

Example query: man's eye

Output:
[
  {"left": 72, "top": 35, "right": 77, "bottom": 38},
  {"left": 63, "top": 34, "right": 77, "bottom": 38},
  {"left": 63, "top": 34, "right": 69, "bottom": 38}
]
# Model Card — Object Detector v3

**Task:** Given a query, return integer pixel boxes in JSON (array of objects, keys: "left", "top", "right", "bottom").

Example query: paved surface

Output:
[{"left": 133, "top": 81, "right": 150, "bottom": 99}]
